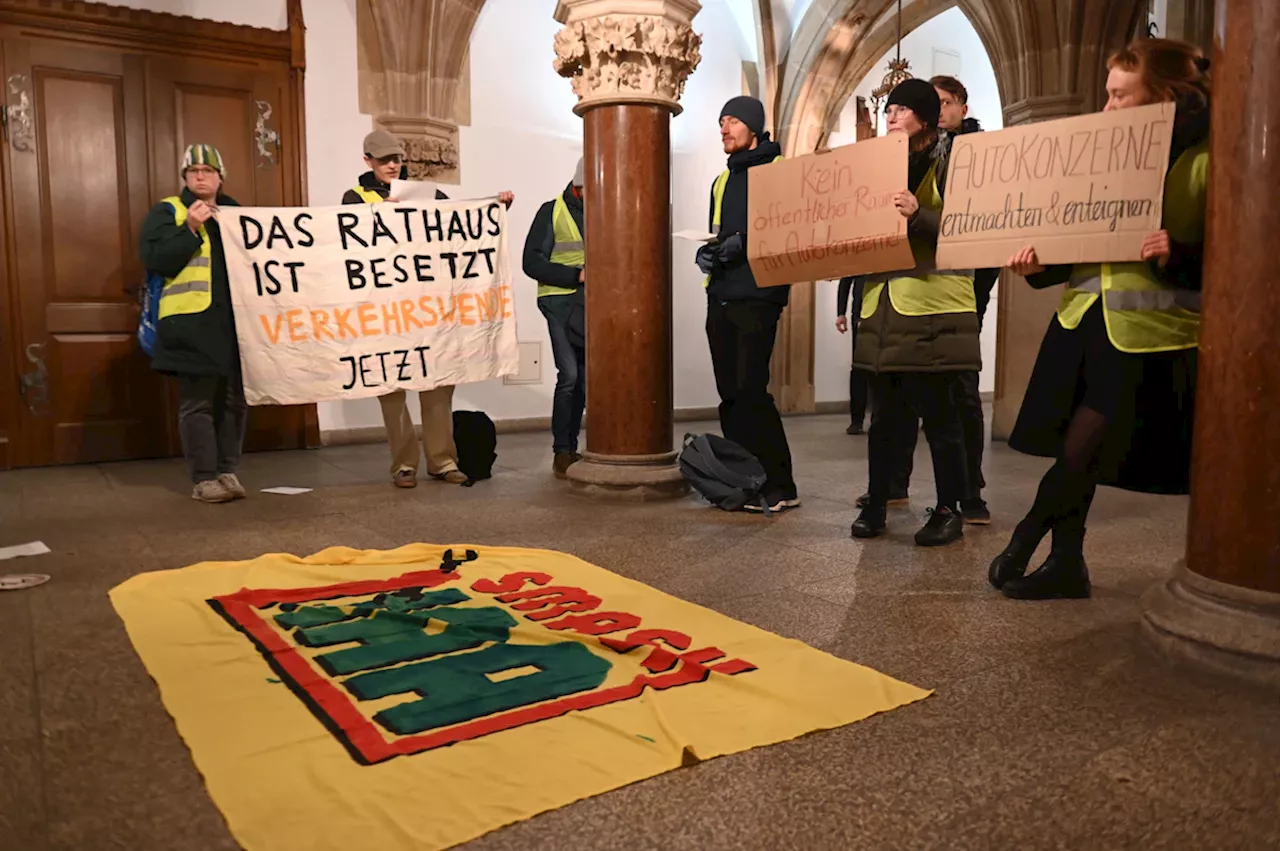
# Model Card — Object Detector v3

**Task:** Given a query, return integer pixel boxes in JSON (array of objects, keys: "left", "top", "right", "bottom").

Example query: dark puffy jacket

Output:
[
  {"left": 853, "top": 143, "right": 981, "bottom": 374},
  {"left": 706, "top": 138, "right": 789, "bottom": 306},
  {"left": 140, "top": 188, "right": 241, "bottom": 377}
]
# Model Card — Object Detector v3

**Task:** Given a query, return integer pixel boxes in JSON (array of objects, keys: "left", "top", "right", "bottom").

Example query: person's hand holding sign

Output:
[
  {"left": 186, "top": 200, "right": 216, "bottom": 234},
  {"left": 892, "top": 190, "right": 919, "bottom": 219},
  {"left": 1007, "top": 246, "right": 1047, "bottom": 277},
  {"left": 498, "top": 191, "right": 515, "bottom": 208},
  {"left": 1141, "top": 229, "right": 1172, "bottom": 268}
]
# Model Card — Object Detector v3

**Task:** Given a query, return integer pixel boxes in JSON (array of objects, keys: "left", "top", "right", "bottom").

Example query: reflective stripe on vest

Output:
[
  {"left": 157, "top": 195, "right": 214, "bottom": 320},
  {"left": 1054, "top": 141, "right": 1208, "bottom": 353},
  {"left": 861, "top": 162, "right": 976, "bottom": 320},
  {"left": 542, "top": 195, "right": 584, "bottom": 298},
  {"left": 704, "top": 156, "right": 784, "bottom": 288},
  {"left": 353, "top": 185, "right": 383, "bottom": 204}
]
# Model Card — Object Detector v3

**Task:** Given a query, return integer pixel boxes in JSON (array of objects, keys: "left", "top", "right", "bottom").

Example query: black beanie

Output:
[
  {"left": 720, "top": 96, "right": 766, "bottom": 138},
  {"left": 886, "top": 79, "right": 941, "bottom": 130}
]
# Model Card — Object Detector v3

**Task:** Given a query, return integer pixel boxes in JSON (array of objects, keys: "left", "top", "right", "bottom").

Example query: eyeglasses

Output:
[
  {"left": 375, "top": 155, "right": 404, "bottom": 165},
  {"left": 187, "top": 166, "right": 219, "bottom": 177}
]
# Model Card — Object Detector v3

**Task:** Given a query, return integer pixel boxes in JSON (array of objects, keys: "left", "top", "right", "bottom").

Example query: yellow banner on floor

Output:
[{"left": 110, "top": 545, "right": 929, "bottom": 851}]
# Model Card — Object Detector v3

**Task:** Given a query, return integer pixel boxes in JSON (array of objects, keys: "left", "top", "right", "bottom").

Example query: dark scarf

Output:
[
  {"left": 1170, "top": 90, "right": 1211, "bottom": 165},
  {"left": 727, "top": 134, "right": 782, "bottom": 172}
]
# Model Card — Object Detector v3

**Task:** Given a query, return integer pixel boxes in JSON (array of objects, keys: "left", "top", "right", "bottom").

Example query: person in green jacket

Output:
[{"left": 139, "top": 144, "right": 246, "bottom": 504}]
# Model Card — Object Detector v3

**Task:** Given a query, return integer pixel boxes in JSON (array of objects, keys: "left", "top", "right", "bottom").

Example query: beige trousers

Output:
[{"left": 378, "top": 386, "right": 459, "bottom": 477}]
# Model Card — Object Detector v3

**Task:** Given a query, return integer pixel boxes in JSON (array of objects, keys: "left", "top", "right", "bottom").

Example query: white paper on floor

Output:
[
  {"left": 0, "top": 541, "right": 50, "bottom": 561},
  {"left": 261, "top": 487, "right": 313, "bottom": 496},
  {"left": 0, "top": 574, "right": 51, "bottom": 591}
]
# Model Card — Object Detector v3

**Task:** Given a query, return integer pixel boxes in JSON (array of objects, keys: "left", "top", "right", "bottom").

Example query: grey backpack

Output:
[{"left": 678, "top": 433, "right": 769, "bottom": 514}]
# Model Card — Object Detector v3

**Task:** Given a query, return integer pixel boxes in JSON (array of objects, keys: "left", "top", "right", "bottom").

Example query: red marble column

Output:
[
  {"left": 566, "top": 104, "right": 686, "bottom": 498},
  {"left": 1141, "top": 0, "right": 1280, "bottom": 687}
]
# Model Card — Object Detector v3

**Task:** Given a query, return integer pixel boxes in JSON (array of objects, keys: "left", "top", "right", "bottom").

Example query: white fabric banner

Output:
[{"left": 221, "top": 197, "right": 518, "bottom": 406}]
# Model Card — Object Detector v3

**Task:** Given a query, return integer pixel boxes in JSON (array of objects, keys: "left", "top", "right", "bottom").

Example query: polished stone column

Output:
[
  {"left": 552, "top": 0, "right": 702, "bottom": 499},
  {"left": 1141, "top": 0, "right": 1280, "bottom": 687}
]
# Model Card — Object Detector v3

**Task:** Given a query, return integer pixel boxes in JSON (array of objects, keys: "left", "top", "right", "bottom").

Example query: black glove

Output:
[
  {"left": 696, "top": 243, "right": 718, "bottom": 275},
  {"left": 716, "top": 233, "right": 745, "bottom": 265}
]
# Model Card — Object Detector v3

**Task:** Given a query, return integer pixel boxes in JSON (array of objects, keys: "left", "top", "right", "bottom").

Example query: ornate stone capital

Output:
[
  {"left": 553, "top": 0, "right": 703, "bottom": 115},
  {"left": 374, "top": 115, "right": 460, "bottom": 183}
]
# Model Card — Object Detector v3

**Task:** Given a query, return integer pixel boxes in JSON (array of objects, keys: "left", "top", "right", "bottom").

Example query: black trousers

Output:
[
  {"left": 177, "top": 372, "right": 247, "bottom": 484},
  {"left": 869, "top": 378, "right": 916, "bottom": 497},
  {"left": 867, "top": 373, "right": 968, "bottom": 510},
  {"left": 955, "top": 370, "right": 987, "bottom": 499},
  {"left": 848, "top": 323, "right": 868, "bottom": 428},
  {"left": 706, "top": 297, "right": 796, "bottom": 499},
  {"left": 871, "top": 372, "right": 983, "bottom": 500},
  {"left": 849, "top": 365, "right": 869, "bottom": 429}
]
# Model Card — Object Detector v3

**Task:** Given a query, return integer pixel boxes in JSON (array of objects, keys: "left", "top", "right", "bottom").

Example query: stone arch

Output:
[{"left": 778, "top": 0, "right": 1148, "bottom": 155}]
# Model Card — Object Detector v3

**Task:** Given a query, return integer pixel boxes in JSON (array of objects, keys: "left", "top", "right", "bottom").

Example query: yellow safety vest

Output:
[
  {"left": 861, "top": 162, "right": 976, "bottom": 320},
  {"left": 1055, "top": 141, "right": 1209, "bottom": 353},
  {"left": 542, "top": 195, "right": 583, "bottom": 298},
  {"left": 352, "top": 185, "right": 383, "bottom": 204},
  {"left": 158, "top": 196, "right": 214, "bottom": 320},
  {"left": 705, "top": 156, "right": 784, "bottom": 288}
]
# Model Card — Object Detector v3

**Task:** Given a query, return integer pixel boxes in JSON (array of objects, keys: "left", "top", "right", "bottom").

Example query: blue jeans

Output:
[{"left": 538, "top": 295, "right": 586, "bottom": 454}]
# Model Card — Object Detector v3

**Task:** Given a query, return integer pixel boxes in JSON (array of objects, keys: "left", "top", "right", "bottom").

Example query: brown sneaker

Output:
[
  {"left": 392, "top": 469, "right": 418, "bottom": 489},
  {"left": 433, "top": 470, "right": 469, "bottom": 485},
  {"left": 217, "top": 473, "right": 247, "bottom": 500},
  {"left": 553, "top": 452, "right": 577, "bottom": 479},
  {"left": 191, "top": 480, "right": 234, "bottom": 503}
]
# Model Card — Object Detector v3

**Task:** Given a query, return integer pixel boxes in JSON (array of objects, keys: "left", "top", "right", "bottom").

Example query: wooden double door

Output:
[{"left": 0, "top": 22, "right": 315, "bottom": 469}]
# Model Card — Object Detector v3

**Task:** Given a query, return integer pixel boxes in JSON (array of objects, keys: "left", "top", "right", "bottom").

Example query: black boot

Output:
[
  {"left": 851, "top": 504, "right": 887, "bottom": 539},
  {"left": 1002, "top": 525, "right": 1091, "bottom": 600},
  {"left": 914, "top": 506, "right": 964, "bottom": 547},
  {"left": 987, "top": 518, "right": 1048, "bottom": 590}
]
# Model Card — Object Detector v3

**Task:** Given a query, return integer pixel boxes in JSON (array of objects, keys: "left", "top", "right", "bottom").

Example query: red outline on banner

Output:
[{"left": 210, "top": 569, "right": 755, "bottom": 765}]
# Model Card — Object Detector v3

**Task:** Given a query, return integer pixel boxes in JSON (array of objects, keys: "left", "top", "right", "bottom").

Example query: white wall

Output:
[{"left": 819, "top": 6, "right": 1003, "bottom": 404}]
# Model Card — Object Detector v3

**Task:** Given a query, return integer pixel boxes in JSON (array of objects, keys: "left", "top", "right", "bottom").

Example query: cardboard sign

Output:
[
  {"left": 936, "top": 102, "right": 1175, "bottom": 268},
  {"left": 221, "top": 198, "right": 519, "bottom": 406},
  {"left": 747, "top": 134, "right": 916, "bottom": 287}
]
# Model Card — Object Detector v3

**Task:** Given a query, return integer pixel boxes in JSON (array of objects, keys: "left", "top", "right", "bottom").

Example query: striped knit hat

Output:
[{"left": 181, "top": 144, "right": 226, "bottom": 180}]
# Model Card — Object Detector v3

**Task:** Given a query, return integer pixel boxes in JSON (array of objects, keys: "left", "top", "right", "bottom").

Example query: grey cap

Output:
[
  {"left": 573, "top": 157, "right": 585, "bottom": 188},
  {"left": 363, "top": 129, "right": 405, "bottom": 159}
]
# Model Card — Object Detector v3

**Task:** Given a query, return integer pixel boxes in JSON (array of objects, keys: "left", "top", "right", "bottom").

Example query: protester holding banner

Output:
[
  {"left": 140, "top": 144, "right": 248, "bottom": 505},
  {"left": 990, "top": 39, "right": 1210, "bottom": 600},
  {"left": 523, "top": 159, "right": 587, "bottom": 479},
  {"left": 932, "top": 75, "right": 994, "bottom": 525},
  {"left": 342, "top": 130, "right": 514, "bottom": 489},
  {"left": 849, "top": 80, "right": 979, "bottom": 547},
  {"left": 696, "top": 96, "right": 799, "bottom": 514}
]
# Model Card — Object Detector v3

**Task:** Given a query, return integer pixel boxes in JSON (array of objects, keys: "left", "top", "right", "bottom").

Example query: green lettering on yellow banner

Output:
[{"left": 348, "top": 642, "right": 612, "bottom": 735}]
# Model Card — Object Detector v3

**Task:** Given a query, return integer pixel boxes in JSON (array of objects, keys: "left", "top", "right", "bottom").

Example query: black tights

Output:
[{"left": 1024, "top": 405, "right": 1106, "bottom": 535}]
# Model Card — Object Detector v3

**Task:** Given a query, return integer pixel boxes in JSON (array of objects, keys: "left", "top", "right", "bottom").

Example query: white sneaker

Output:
[
  {"left": 192, "top": 480, "right": 234, "bottom": 503},
  {"left": 217, "top": 473, "right": 247, "bottom": 500}
]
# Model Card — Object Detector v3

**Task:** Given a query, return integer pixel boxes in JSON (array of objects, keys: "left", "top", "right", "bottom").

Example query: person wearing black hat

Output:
[
  {"left": 849, "top": 79, "right": 980, "bottom": 547},
  {"left": 696, "top": 96, "right": 798, "bottom": 513}
]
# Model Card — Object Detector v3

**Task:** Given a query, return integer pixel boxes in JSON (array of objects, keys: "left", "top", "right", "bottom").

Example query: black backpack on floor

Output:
[
  {"left": 452, "top": 410, "right": 496, "bottom": 486},
  {"left": 678, "top": 433, "right": 769, "bottom": 513}
]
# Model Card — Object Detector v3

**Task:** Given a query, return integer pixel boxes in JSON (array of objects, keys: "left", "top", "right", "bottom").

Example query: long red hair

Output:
[{"left": 1107, "top": 38, "right": 1210, "bottom": 103}]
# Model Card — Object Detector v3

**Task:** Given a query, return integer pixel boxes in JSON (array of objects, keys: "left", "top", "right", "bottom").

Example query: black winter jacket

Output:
[
  {"left": 523, "top": 183, "right": 585, "bottom": 294},
  {"left": 706, "top": 139, "right": 789, "bottom": 306},
  {"left": 140, "top": 188, "right": 241, "bottom": 377}
]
